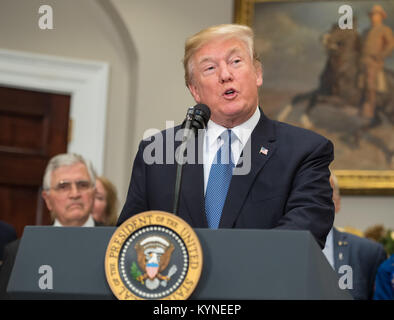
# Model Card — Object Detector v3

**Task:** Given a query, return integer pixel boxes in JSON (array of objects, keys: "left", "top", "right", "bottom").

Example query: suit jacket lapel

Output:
[
  {"left": 333, "top": 228, "right": 350, "bottom": 272},
  {"left": 219, "top": 111, "right": 277, "bottom": 228}
]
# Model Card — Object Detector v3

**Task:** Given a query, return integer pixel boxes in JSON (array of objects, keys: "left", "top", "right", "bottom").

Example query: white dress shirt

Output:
[
  {"left": 53, "top": 214, "right": 95, "bottom": 227},
  {"left": 322, "top": 228, "right": 335, "bottom": 269},
  {"left": 203, "top": 107, "right": 261, "bottom": 194}
]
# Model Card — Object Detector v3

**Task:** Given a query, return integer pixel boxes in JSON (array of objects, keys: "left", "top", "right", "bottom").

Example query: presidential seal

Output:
[{"left": 105, "top": 211, "right": 203, "bottom": 300}]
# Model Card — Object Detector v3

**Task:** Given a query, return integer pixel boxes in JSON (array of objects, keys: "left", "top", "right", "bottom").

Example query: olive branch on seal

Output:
[{"left": 130, "top": 261, "right": 144, "bottom": 284}]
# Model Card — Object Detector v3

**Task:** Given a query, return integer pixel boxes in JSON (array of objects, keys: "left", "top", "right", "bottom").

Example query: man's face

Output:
[
  {"left": 42, "top": 162, "right": 95, "bottom": 226},
  {"left": 370, "top": 12, "right": 383, "bottom": 25},
  {"left": 188, "top": 37, "right": 263, "bottom": 128},
  {"left": 92, "top": 179, "right": 107, "bottom": 224}
]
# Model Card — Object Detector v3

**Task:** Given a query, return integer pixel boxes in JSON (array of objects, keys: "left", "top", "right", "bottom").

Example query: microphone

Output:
[
  {"left": 177, "top": 104, "right": 210, "bottom": 163},
  {"left": 173, "top": 104, "right": 211, "bottom": 216},
  {"left": 181, "top": 103, "right": 211, "bottom": 139}
]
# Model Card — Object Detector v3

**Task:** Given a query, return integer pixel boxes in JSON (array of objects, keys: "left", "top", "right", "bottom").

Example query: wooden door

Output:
[{"left": 0, "top": 86, "right": 70, "bottom": 237}]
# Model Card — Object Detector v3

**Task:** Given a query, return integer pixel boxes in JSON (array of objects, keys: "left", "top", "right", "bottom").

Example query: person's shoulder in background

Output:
[
  {"left": 340, "top": 230, "right": 387, "bottom": 267},
  {"left": 373, "top": 254, "right": 394, "bottom": 300},
  {"left": 0, "top": 239, "right": 20, "bottom": 299},
  {"left": 0, "top": 221, "right": 17, "bottom": 262}
]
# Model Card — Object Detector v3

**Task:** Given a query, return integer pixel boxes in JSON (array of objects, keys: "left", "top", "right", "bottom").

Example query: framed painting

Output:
[{"left": 234, "top": 0, "right": 394, "bottom": 194}]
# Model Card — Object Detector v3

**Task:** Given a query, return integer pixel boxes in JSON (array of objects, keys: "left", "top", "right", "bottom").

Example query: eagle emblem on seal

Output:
[{"left": 131, "top": 235, "right": 178, "bottom": 290}]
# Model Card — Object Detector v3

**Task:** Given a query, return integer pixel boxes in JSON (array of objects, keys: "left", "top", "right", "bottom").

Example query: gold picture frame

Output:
[{"left": 234, "top": 0, "right": 394, "bottom": 195}]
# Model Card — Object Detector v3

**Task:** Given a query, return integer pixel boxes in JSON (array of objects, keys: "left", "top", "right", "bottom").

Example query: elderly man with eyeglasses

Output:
[
  {"left": 41, "top": 153, "right": 98, "bottom": 227},
  {"left": 0, "top": 153, "right": 100, "bottom": 299}
]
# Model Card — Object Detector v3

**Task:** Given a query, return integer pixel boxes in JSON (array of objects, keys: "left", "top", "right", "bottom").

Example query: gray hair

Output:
[{"left": 43, "top": 153, "right": 96, "bottom": 190}]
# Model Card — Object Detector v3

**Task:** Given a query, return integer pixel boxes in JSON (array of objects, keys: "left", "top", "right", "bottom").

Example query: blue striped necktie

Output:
[{"left": 205, "top": 129, "right": 235, "bottom": 229}]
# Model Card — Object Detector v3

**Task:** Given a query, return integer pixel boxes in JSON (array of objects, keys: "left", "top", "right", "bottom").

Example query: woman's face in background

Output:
[{"left": 92, "top": 179, "right": 107, "bottom": 223}]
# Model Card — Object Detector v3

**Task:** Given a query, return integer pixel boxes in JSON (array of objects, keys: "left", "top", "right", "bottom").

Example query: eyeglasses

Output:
[{"left": 50, "top": 180, "right": 93, "bottom": 193}]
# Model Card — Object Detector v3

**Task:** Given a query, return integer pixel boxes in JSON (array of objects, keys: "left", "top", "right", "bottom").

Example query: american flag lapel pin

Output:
[{"left": 259, "top": 146, "right": 269, "bottom": 156}]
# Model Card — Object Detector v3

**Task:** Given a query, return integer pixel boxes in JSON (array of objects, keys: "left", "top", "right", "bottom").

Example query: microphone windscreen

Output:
[{"left": 194, "top": 104, "right": 211, "bottom": 125}]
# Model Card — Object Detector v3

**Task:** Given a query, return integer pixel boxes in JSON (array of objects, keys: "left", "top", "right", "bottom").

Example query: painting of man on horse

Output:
[{"left": 253, "top": 2, "right": 394, "bottom": 169}]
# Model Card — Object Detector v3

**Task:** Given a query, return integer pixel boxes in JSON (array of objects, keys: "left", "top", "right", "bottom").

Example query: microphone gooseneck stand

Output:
[{"left": 172, "top": 105, "right": 210, "bottom": 216}]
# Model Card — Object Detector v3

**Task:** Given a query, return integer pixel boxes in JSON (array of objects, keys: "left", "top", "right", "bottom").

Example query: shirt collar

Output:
[
  {"left": 324, "top": 228, "right": 334, "bottom": 249},
  {"left": 53, "top": 214, "right": 95, "bottom": 227},
  {"left": 232, "top": 107, "right": 260, "bottom": 147},
  {"left": 205, "top": 119, "right": 227, "bottom": 149},
  {"left": 205, "top": 106, "right": 260, "bottom": 147}
]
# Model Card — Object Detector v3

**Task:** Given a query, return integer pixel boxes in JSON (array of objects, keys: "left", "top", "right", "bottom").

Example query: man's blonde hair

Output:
[{"left": 183, "top": 24, "right": 261, "bottom": 86}]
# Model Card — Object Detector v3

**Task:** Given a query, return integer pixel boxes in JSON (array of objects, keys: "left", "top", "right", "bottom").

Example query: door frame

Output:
[{"left": 0, "top": 48, "right": 109, "bottom": 174}]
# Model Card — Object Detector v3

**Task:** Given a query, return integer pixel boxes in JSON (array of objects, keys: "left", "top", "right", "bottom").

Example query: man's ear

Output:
[
  {"left": 255, "top": 62, "right": 263, "bottom": 88},
  {"left": 188, "top": 82, "right": 201, "bottom": 103},
  {"left": 335, "top": 196, "right": 341, "bottom": 214},
  {"left": 42, "top": 190, "right": 52, "bottom": 211}
]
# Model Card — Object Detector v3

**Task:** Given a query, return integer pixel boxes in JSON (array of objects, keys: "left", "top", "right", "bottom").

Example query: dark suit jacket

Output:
[
  {"left": 0, "top": 239, "right": 19, "bottom": 300},
  {"left": 0, "top": 220, "right": 102, "bottom": 300},
  {"left": 118, "top": 110, "right": 335, "bottom": 249},
  {"left": 0, "top": 221, "right": 17, "bottom": 263},
  {"left": 333, "top": 228, "right": 387, "bottom": 300}
]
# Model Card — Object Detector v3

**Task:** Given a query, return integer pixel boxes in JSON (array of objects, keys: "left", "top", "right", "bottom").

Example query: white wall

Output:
[{"left": 334, "top": 196, "right": 394, "bottom": 231}]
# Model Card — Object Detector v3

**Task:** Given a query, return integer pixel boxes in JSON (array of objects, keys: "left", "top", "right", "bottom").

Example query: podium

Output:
[{"left": 7, "top": 226, "right": 352, "bottom": 299}]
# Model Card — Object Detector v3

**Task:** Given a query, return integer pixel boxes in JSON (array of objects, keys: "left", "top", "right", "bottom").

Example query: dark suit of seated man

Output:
[
  {"left": 323, "top": 174, "right": 387, "bottom": 300},
  {"left": 0, "top": 221, "right": 17, "bottom": 268},
  {"left": 0, "top": 153, "right": 100, "bottom": 299},
  {"left": 118, "top": 24, "right": 335, "bottom": 249}
]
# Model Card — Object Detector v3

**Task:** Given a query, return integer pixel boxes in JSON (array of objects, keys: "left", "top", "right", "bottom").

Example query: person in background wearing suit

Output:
[
  {"left": 323, "top": 173, "right": 387, "bottom": 300},
  {"left": 373, "top": 253, "right": 394, "bottom": 300},
  {"left": 0, "top": 153, "right": 100, "bottom": 299},
  {"left": 118, "top": 24, "right": 334, "bottom": 249}
]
